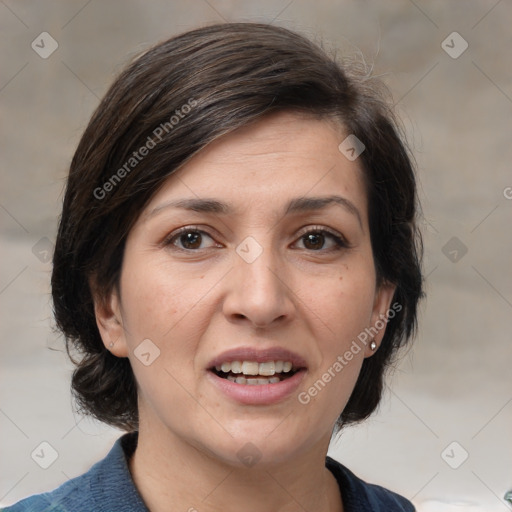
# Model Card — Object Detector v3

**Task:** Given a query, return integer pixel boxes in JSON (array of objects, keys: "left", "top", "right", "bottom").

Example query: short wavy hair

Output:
[{"left": 51, "top": 22, "right": 424, "bottom": 432}]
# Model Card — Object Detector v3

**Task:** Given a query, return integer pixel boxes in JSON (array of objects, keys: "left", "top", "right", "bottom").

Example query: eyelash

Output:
[{"left": 163, "top": 225, "right": 349, "bottom": 254}]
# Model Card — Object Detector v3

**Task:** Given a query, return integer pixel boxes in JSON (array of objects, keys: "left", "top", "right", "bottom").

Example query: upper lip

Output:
[{"left": 207, "top": 346, "right": 308, "bottom": 370}]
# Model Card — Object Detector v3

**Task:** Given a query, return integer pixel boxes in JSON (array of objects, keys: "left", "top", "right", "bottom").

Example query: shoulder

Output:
[
  {"left": 1, "top": 471, "right": 92, "bottom": 512},
  {"left": 326, "top": 456, "right": 416, "bottom": 511},
  {"left": 1, "top": 433, "right": 147, "bottom": 512}
]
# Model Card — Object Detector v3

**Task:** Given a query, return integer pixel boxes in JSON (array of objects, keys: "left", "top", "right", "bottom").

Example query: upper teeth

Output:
[{"left": 216, "top": 361, "right": 293, "bottom": 376}]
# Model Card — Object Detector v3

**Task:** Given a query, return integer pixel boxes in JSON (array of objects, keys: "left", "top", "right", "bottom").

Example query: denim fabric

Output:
[
  {"left": 2, "top": 434, "right": 147, "bottom": 512},
  {"left": 326, "top": 457, "right": 415, "bottom": 511},
  {"left": 3, "top": 433, "right": 414, "bottom": 511}
]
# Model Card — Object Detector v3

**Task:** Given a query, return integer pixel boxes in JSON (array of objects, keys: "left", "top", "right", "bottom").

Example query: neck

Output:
[{"left": 128, "top": 422, "right": 343, "bottom": 512}]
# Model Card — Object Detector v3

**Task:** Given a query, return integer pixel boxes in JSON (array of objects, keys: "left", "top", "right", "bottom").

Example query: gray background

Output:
[{"left": 1, "top": 1, "right": 511, "bottom": 510}]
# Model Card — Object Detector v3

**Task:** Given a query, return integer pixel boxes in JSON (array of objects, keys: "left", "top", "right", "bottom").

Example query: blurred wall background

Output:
[{"left": 1, "top": 1, "right": 511, "bottom": 510}]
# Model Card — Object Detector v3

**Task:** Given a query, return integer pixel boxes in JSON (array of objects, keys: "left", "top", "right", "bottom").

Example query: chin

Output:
[{"left": 197, "top": 418, "right": 321, "bottom": 469}]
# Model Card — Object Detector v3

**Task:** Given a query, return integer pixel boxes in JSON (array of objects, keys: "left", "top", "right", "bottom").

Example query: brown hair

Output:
[{"left": 51, "top": 22, "right": 424, "bottom": 431}]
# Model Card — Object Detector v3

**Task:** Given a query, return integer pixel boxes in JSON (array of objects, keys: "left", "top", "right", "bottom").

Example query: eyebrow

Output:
[{"left": 146, "top": 195, "right": 362, "bottom": 227}]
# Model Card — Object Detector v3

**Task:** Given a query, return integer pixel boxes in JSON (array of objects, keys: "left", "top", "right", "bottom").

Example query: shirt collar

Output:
[
  {"left": 88, "top": 431, "right": 148, "bottom": 511},
  {"left": 95, "top": 432, "right": 395, "bottom": 512}
]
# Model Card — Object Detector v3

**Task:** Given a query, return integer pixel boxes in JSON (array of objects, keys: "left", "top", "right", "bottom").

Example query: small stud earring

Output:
[
  {"left": 370, "top": 340, "right": 377, "bottom": 350},
  {"left": 108, "top": 342, "right": 114, "bottom": 349}
]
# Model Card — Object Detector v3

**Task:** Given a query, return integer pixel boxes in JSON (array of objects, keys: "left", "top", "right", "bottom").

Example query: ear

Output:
[
  {"left": 89, "top": 277, "right": 129, "bottom": 358},
  {"left": 365, "top": 280, "right": 397, "bottom": 357}
]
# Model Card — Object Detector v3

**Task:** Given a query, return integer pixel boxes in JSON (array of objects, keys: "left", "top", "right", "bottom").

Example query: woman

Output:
[{"left": 4, "top": 22, "right": 423, "bottom": 512}]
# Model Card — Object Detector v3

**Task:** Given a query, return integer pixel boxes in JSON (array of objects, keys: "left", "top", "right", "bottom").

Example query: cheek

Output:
[
  {"left": 119, "top": 257, "right": 205, "bottom": 342},
  {"left": 296, "top": 261, "right": 375, "bottom": 411},
  {"left": 307, "top": 263, "right": 376, "bottom": 344},
  {"left": 118, "top": 256, "right": 214, "bottom": 398},
  {"left": 118, "top": 261, "right": 207, "bottom": 423}
]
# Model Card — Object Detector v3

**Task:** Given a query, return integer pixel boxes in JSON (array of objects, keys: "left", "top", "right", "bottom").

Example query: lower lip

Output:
[{"left": 207, "top": 370, "right": 306, "bottom": 405}]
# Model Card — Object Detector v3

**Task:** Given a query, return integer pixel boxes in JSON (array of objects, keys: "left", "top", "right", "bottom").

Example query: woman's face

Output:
[{"left": 97, "top": 111, "right": 395, "bottom": 467}]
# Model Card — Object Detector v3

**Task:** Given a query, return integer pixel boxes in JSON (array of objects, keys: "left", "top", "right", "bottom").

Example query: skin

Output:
[{"left": 93, "top": 111, "right": 396, "bottom": 512}]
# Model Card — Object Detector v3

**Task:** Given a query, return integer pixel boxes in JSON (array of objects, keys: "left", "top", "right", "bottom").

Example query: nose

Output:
[{"left": 222, "top": 240, "right": 296, "bottom": 329}]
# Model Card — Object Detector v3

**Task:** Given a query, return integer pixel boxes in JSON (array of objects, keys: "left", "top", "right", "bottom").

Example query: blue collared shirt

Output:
[{"left": 2, "top": 432, "right": 415, "bottom": 511}]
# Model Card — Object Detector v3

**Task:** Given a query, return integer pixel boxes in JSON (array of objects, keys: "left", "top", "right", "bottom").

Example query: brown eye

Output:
[
  {"left": 165, "top": 228, "right": 218, "bottom": 251},
  {"left": 302, "top": 232, "right": 325, "bottom": 250},
  {"left": 295, "top": 228, "right": 347, "bottom": 252},
  {"left": 178, "top": 231, "right": 203, "bottom": 249}
]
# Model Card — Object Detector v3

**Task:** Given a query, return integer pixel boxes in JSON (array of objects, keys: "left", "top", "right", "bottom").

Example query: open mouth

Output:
[{"left": 210, "top": 360, "right": 302, "bottom": 385}]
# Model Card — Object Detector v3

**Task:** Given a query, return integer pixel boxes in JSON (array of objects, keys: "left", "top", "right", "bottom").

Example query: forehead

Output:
[{"left": 142, "top": 111, "right": 368, "bottom": 223}]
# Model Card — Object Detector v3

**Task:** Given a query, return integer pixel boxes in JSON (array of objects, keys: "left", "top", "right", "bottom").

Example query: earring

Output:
[
  {"left": 370, "top": 340, "right": 377, "bottom": 350},
  {"left": 108, "top": 342, "right": 114, "bottom": 349}
]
